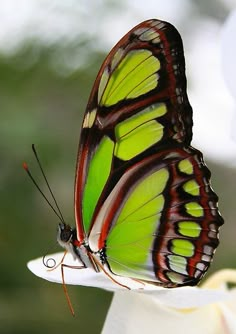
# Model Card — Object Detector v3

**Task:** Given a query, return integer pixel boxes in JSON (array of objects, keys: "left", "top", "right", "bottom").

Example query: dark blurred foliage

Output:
[
  {"left": 0, "top": 1, "right": 235, "bottom": 333},
  {"left": 0, "top": 45, "right": 113, "bottom": 333}
]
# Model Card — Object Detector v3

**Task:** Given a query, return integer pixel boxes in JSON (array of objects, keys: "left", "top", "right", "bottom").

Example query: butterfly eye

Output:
[{"left": 57, "top": 223, "right": 73, "bottom": 244}]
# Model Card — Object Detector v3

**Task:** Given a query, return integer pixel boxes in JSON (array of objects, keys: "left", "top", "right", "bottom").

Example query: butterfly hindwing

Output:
[{"left": 88, "top": 147, "right": 223, "bottom": 286}]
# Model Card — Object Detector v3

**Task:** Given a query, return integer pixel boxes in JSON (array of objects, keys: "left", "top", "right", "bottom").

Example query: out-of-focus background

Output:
[{"left": 1, "top": 0, "right": 236, "bottom": 333}]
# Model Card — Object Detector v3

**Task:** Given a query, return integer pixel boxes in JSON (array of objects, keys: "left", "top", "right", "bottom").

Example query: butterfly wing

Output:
[
  {"left": 74, "top": 19, "right": 223, "bottom": 286},
  {"left": 89, "top": 147, "right": 223, "bottom": 286},
  {"left": 75, "top": 19, "right": 192, "bottom": 238}
]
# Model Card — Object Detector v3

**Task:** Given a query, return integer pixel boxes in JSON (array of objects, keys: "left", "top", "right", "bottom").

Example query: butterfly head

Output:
[{"left": 57, "top": 223, "right": 78, "bottom": 258}]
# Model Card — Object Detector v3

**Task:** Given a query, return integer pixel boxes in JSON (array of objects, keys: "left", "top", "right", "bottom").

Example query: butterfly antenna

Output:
[{"left": 23, "top": 144, "right": 65, "bottom": 223}]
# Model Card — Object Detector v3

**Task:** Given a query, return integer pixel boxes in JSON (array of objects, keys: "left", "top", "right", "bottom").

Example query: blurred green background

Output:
[{"left": 1, "top": 1, "right": 236, "bottom": 333}]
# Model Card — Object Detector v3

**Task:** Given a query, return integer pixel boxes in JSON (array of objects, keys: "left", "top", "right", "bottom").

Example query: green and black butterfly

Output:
[{"left": 57, "top": 19, "right": 223, "bottom": 287}]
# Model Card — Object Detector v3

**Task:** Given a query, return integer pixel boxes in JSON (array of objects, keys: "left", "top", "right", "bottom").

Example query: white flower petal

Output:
[
  {"left": 103, "top": 269, "right": 236, "bottom": 334},
  {"left": 102, "top": 292, "right": 229, "bottom": 334},
  {"left": 144, "top": 287, "right": 228, "bottom": 309},
  {"left": 202, "top": 269, "right": 236, "bottom": 290},
  {"left": 27, "top": 252, "right": 229, "bottom": 309},
  {"left": 218, "top": 300, "right": 236, "bottom": 334},
  {"left": 27, "top": 252, "right": 163, "bottom": 291}
]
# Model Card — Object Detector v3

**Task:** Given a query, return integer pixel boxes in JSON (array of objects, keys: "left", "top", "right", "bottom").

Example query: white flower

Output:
[
  {"left": 103, "top": 270, "right": 236, "bottom": 334},
  {"left": 28, "top": 252, "right": 236, "bottom": 334}
]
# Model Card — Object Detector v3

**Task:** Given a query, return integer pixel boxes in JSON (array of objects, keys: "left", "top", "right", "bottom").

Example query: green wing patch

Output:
[
  {"left": 106, "top": 168, "right": 169, "bottom": 278},
  {"left": 82, "top": 136, "right": 114, "bottom": 233},
  {"left": 100, "top": 49, "right": 160, "bottom": 106},
  {"left": 114, "top": 103, "right": 167, "bottom": 160}
]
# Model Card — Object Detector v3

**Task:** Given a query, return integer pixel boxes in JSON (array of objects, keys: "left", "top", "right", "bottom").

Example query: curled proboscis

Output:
[{"left": 42, "top": 255, "right": 56, "bottom": 268}]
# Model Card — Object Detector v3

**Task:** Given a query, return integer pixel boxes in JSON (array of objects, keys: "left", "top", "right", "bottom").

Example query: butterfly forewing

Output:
[
  {"left": 75, "top": 19, "right": 192, "bottom": 235},
  {"left": 74, "top": 19, "right": 223, "bottom": 287}
]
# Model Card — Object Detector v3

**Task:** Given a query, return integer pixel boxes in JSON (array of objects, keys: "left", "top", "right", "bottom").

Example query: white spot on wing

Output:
[{"left": 83, "top": 108, "right": 97, "bottom": 128}]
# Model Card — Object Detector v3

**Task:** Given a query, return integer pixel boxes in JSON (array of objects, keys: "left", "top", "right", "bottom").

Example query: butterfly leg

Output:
[{"left": 60, "top": 260, "right": 87, "bottom": 316}]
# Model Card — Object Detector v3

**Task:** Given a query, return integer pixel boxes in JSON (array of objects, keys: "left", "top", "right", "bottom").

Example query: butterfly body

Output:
[{"left": 58, "top": 19, "right": 223, "bottom": 288}]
